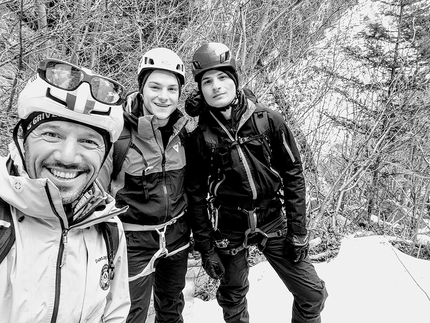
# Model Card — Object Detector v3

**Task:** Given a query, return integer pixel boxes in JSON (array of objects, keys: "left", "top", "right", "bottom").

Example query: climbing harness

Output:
[
  {"left": 209, "top": 199, "right": 287, "bottom": 256},
  {"left": 124, "top": 211, "right": 190, "bottom": 281}
]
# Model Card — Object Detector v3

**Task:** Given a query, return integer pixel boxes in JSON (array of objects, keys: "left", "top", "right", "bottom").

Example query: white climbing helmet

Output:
[
  {"left": 137, "top": 48, "right": 185, "bottom": 85},
  {"left": 17, "top": 58, "right": 125, "bottom": 143}
]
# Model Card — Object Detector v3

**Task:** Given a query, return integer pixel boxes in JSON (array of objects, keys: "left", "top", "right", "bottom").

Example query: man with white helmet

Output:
[
  {"left": 0, "top": 58, "right": 130, "bottom": 322},
  {"left": 98, "top": 48, "right": 190, "bottom": 323}
]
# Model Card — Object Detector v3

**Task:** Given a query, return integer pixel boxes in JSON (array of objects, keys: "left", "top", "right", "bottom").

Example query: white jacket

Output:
[{"left": 0, "top": 144, "right": 130, "bottom": 323}]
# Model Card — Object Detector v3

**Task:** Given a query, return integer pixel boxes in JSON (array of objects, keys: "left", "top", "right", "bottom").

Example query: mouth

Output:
[
  {"left": 48, "top": 168, "right": 82, "bottom": 180},
  {"left": 213, "top": 93, "right": 225, "bottom": 99},
  {"left": 155, "top": 103, "right": 171, "bottom": 108}
]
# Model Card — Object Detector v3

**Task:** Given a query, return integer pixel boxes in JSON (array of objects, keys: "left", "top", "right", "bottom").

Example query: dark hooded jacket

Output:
[{"left": 185, "top": 90, "right": 307, "bottom": 253}]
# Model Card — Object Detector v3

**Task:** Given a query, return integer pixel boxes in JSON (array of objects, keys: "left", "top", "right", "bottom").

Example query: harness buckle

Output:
[
  {"left": 215, "top": 238, "right": 230, "bottom": 248},
  {"left": 244, "top": 208, "right": 258, "bottom": 233},
  {"left": 238, "top": 136, "right": 249, "bottom": 145},
  {"left": 155, "top": 226, "right": 168, "bottom": 257}
]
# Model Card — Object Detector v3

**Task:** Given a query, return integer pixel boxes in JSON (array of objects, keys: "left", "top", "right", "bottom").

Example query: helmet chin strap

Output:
[{"left": 12, "top": 120, "right": 27, "bottom": 172}]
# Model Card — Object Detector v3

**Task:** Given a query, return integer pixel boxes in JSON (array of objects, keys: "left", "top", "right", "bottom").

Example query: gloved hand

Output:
[
  {"left": 185, "top": 89, "right": 207, "bottom": 117},
  {"left": 201, "top": 248, "right": 225, "bottom": 280},
  {"left": 285, "top": 234, "right": 309, "bottom": 263}
]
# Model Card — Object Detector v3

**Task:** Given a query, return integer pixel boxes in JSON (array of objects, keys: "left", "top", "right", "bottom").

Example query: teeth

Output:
[{"left": 51, "top": 169, "right": 79, "bottom": 179}]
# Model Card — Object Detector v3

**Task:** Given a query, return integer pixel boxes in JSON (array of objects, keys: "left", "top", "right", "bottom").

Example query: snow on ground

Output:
[{"left": 149, "top": 235, "right": 430, "bottom": 323}]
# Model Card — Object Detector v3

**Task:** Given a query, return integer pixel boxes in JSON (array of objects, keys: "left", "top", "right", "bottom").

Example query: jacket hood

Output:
[{"left": 0, "top": 142, "right": 125, "bottom": 228}]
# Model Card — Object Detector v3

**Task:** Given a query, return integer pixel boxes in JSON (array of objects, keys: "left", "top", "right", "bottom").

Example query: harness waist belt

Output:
[
  {"left": 126, "top": 210, "right": 189, "bottom": 281},
  {"left": 123, "top": 211, "right": 185, "bottom": 231},
  {"left": 215, "top": 197, "right": 277, "bottom": 210}
]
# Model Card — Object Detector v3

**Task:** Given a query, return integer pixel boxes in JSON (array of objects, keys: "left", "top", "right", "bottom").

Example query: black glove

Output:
[
  {"left": 285, "top": 234, "right": 309, "bottom": 263},
  {"left": 201, "top": 248, "right": 225, "bottom": 280},
  {"left": 185, "top": 89, "right": 207, "bottom": 117}
]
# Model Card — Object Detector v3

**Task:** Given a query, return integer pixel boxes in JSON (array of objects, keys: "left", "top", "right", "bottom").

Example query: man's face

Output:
[
  {"left": 24, "top": 121, "right": 106, "bottom": 205},
  {"left": 142, "top": 70, "right": 180, "bottom": 126},
  {"left": 200, "top": 70, "right": 236, "bottom": 108}
]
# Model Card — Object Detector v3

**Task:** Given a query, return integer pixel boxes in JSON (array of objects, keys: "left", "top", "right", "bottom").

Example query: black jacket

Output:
[{"left": 185, "top": 90, "right": 307, "bottom": 254}]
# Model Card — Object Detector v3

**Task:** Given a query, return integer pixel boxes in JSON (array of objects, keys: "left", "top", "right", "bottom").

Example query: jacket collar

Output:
[{"left": 0, "top": 143, "right": 122, "bottom": 228}]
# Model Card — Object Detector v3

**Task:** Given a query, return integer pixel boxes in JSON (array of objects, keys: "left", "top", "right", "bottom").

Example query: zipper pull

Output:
[
  {"left": 61, "top": 229, "right": 69, "bottom": 267},
  {"left": 62, "top": 229, "right": 69, "bottom": 244}
]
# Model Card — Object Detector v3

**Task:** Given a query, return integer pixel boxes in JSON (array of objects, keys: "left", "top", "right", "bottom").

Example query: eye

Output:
[
  {"left": 202, "top": 79, "right": 211, "bottom": 85},
  {"left": 41, "top": 132, "right": 62, "bottom": 141},
  {"left": 80, "top": 139, "right": 103, "bottom": 149},
  {"left": 150, "top": 85, "right": 161, "bottom": 90}
]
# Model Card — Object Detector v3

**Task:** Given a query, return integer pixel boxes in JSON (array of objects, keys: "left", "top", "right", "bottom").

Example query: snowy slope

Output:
[{"left": 172, "top": 236, "right": 430, "bottom": 323}]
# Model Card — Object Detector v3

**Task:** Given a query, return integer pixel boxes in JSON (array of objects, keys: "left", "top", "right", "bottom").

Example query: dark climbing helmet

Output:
[{"left": 191, "top": 42, "right": 237, "bottom": 82}]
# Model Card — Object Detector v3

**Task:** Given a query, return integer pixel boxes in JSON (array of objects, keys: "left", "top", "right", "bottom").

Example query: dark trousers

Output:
[
  {"left": 216, "top": 234, "right": 327, "bottom": 323},
  {"left": 126, "top": 248, "right": 188, "bottom": 323}
]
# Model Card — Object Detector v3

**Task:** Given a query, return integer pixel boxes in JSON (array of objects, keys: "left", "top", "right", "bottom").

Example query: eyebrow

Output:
[
  {"left": 147, "top": 81, "right": 179, "bottom": 87},
  {"left": 202, "top": 71, "right": 225, "bottom": 82},
  {"left": 37, "top": 123, "right": 103, "bottom": 140},
  {"left": 37, "top": 123, "right": 61, "bottom": 131}
]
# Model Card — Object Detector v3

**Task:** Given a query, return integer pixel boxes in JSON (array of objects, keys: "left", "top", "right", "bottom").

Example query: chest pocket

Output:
[{"left": 115, "top": 169, "right": 149, "bottom": 209}]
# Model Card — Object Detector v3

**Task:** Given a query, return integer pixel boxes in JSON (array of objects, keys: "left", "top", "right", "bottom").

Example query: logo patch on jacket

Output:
[
  {"left": 100, "top": 264, "right": 110, "bottom": 290},
  {"left": 173, "top": 143, "right": 180, "bottom": 153}
]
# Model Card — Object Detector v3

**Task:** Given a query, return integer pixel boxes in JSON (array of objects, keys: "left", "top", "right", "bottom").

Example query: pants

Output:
[
  {"left": 215, "top": 207, "right": 328, "bottom": 323},
  {"left": 126, "top": 231, "right": 189, "bottom": 323}
]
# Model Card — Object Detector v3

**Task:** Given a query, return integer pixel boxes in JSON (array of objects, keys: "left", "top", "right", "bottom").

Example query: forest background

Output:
[{"left": 1, "top": 0, "right": 430, "bottom": 263}]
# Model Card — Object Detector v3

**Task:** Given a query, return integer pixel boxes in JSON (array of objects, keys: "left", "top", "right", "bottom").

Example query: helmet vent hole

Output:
[
  {"left": 192, "top": 61, "right": 201, "bottom": 69},
  {"left": 220, "top": 51, "right": 230, "bottom": 63},
  {"left": 177, "top": 64, "right": 184, "bottom": 72},
  {"left": 144, "top": 57, "right": 155, "bottom": 65}
]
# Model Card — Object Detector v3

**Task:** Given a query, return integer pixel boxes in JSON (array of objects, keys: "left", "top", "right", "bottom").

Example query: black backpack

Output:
[
  {"left": 0, "top": 197, "right": 120, "bottom": 280},
  {"left": 111, "top": 120, "right": 134, "bottom": 180},
  {"left": 0, "top": 198, "right": 15, "bottom": 264}
]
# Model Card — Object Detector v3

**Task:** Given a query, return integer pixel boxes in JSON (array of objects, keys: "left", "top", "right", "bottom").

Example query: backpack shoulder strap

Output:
[
  {"left": 242, "top": 87, "right": 271, "bottom": 138},
  {"left": 112, "top": 119, "right": 132, "bottom": 180},
  {"left": 0, "top": 198, "right": 15, "bottom": 264},
  {"left": 99, "top": 221, "right": 120, "bottom": 280},
  {"left": 253, "top": 105, "right": 270, "bottom": 136},
  {"left": 251, "top": 102, "right": 272, "bottom": 166}
]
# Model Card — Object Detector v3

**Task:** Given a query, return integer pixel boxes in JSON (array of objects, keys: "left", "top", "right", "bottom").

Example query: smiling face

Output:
[
  {"left": 141, "top": 70, "right": 180, "bottom": 126},
  {"left": 24, "top": 121, "right": 106, "bottom": 205},
  {"left": 200, "top": 69, "right": 236, "bottom": 108}
]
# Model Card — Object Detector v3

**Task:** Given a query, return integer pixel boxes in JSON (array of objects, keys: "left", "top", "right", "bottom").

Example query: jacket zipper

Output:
[
  {"left": 43, "top": 184, "right": 127, "bottom": 323},
  {"left": 45, "top": 185, "right": 66, "bottom": 323},
  {"left": 161, "top": 152, "right": 169, "bottom": 222}
]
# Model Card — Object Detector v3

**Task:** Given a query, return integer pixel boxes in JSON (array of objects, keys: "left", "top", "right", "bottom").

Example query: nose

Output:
[
  {"left": 212, "top": 79, "right": 221, "bottom": 91},
  {"left": 158, "top": 88, "right": 168, "bottom": 101},
  {"left": 54, "top": 137, "right": 80, "bottom": 165}
]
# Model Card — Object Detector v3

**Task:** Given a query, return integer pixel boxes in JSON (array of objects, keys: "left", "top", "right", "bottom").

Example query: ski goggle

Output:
[{"left": 37, "top": 58, "right": 125, "bottom": 105}]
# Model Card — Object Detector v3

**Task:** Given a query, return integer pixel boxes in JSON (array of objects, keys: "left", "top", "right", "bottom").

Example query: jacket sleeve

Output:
[
  {"left": 103, "top": 217, "right": 131, "bottom": 322},
  {"left": 185, "top": 128, "right": 213, "bottom": 254},
  {"left": 269, "top": 111, "right": 308, "bottom": 236}
]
